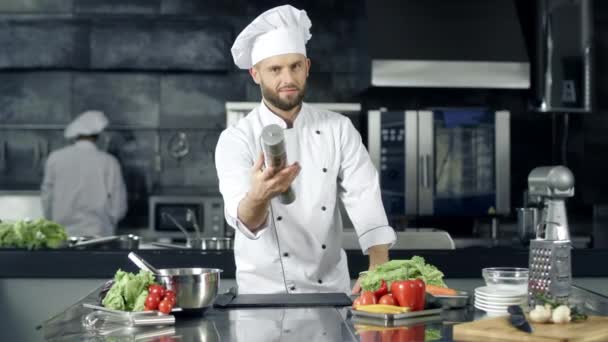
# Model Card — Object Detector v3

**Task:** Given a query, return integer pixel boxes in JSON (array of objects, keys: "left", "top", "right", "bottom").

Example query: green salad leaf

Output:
[
  {"left": 360, "top": 256, "right": 447, "bottom": 292},
  {"left": 0, "top": 219, "right": 67, "bottom": 249},
  {"left": 102, "top": 269, "right": 156, "bottom": 311}
]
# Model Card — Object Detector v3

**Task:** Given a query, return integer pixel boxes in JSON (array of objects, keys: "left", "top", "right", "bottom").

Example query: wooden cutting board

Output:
[{"left": 453, "top": 315, "right": 608, "bottom": 342}]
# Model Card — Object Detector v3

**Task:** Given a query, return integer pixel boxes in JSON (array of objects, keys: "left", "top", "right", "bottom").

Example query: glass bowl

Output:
[{"left": 482, "top": 267, "right": 529, "bottom": 292}]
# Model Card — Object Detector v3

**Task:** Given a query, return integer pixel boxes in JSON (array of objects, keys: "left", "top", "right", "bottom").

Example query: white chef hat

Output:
[
  {"left": 231, "top": 5, "right": 312, "bottom": 69},
  {"left": 64, "top": 110, "right": 109, "bottom": 139}
]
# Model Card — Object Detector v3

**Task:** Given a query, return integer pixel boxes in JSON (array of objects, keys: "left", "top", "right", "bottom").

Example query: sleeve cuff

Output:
[
  {"left": 233, "top": 215, "right": 270, "bottom": 240},
  {"left": 358, "top": 226, "right": 396, "bottom": 254},
  {"left": 224, "top": 195, "right": 270, "bottom": 240}
]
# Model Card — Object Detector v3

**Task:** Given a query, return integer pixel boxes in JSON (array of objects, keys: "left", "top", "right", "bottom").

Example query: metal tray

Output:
[
  {"left": 83, "top": 303, "right": 182, "bottom": 317},
  {"left": 350, "top": 313, "right": 443, "bottom": 327},
  {"left": 348, "top": 306, "right": 442, "bottom": 322},
  {"left": 426, "top": 291, "right": 470, "bottom": 309}
]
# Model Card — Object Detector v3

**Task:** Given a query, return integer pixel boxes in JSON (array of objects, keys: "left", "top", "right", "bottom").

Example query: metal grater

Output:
[
  {"left": 528, "top": 239, "right": 571, "bottom": 306},
  {"left": 526, "top": 166, "right": 575, "bottom": 307}
]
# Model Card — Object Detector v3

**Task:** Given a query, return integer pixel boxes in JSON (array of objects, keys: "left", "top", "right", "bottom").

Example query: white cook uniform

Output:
[
  {"left": 215, "top": 101, "right": 396, "bottom": 294},
  {"left": 41, "top": 140, "right": 127, "bottom": 237}
]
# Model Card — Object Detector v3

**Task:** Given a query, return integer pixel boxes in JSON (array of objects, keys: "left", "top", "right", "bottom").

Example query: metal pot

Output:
[
  {"left": 155, "top": 268, "right": 222, "bottom": 310},
  {"left": 67, "top": 234, "right": 140, "bottom": 250},
  {"left": 189, "top": 237, "right": 233, "bottom": 250}
]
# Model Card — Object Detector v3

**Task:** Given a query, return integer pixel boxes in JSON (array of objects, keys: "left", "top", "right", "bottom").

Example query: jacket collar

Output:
[
  {"left": 259, "top": 100, "right": 307, "bottom": 129},
  {"left": 74, "top": 140, "right": 98, "bottom": 149}
]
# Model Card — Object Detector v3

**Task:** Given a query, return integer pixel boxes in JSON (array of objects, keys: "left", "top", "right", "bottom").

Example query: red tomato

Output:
[
  {"left": 158, "top": 299, "right": 174, "bottom": 314},
  {"left": 164, "top": 290, "right": 176, "bottom": 300},
  {"left": 378, "top": 293, "right": 396, "bottom": 306},
  {"left": 352, "top": 296, "right": 362, "bottom": 309},
  {"left": 149, "top": 284, "right": 166, "bottom": 298},
  {"left": 412, "top": 279, "right": 426, "bottom": 311},
  {"left": 373, "top": 280, "right": 389, "bottom": 299},
  {"left": 390, "top": 281, "right": 417, "bottom": 309},
  {"left": 145, "top": 293, "right": 161, "bottom": 310},
  {"left": 359, "top": 291, "right": 377, "bottom": 305},
  {"left": 163, "top": 295, "right": 177, "bottom": 306}
]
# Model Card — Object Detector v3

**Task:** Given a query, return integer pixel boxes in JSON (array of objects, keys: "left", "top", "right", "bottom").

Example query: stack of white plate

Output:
[{"left": 474, "top": 286, "right": 527, "bottom": 315}]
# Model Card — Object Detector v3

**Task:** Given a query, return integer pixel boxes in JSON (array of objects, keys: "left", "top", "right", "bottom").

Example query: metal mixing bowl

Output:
[{"left": 155, "top": 268, "right": 222, "bottom": 310}]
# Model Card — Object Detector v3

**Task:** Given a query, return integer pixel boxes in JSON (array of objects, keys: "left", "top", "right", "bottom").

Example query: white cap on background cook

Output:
[{"left": 64, "top": 110, "right": 109, "bottom": 139}]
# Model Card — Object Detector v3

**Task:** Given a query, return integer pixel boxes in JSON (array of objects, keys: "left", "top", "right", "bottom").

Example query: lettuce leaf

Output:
[
  {"left": 360, "top": 256, "right": 447, "bottom": 292},
  {"left": 102, "top": 269, "right": 156, "bottom": 311},
  {"left": 0, "top": 219, "right": 67, "bottom": 249}
]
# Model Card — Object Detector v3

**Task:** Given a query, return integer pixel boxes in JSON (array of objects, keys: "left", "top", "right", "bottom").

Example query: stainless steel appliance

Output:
[
  {"left": 527, "top": 166, "right": 574, "bottom": 305},
  {"left": 0, "top": 190, "right": 44, "bottom": 220},
  {"left": 368, "top": 108, "right": 510, "bottom": 224},
  {"left": 533, "top": 0, "right": 593, "bottom": 113},
  {"left": 148, "top": 195, "right": 227, "bottom": 239}
]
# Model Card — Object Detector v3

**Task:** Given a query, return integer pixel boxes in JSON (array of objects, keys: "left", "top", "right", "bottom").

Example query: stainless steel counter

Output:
[{"left": 41, "top": 285, "right": 608, "bottom": 341}]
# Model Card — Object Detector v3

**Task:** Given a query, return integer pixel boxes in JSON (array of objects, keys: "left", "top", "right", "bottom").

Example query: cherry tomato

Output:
[
  {"left": 158, "top": 299, "right": 174, "bottom": 314},
  {"left": 149, "top": 284, "right": 166, "bottom": 298},
  {"left": 352, "top": 296, "right": 362, "bottom": 309},
  {"left": 359, "top": 291, "right": 377, "bottom": 305},
  {"left": 145, "top": 293, "right": 161, "bottom": 310},
  {"left": 378, "top": 293, "right": 396, "bottom": 306},
  {"left": 164, "top": 290, "right": 176, "bottom": 301},
  {"left": 163, "top": 295, "right": 177, "bottom": 306}
]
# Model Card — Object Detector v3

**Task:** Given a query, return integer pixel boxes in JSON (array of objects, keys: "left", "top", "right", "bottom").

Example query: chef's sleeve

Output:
[
  {"left": 215, "top": 128, "right": 269, "bottom": 239},
  {"left": 40, "top": 155, "right": 54, "bottom": 219},
  {"left": 107, "top": 157, "right": 128, "bottom": 225},
  {"left": 337, "top": 117, "right": 396, "bottom": 254}
]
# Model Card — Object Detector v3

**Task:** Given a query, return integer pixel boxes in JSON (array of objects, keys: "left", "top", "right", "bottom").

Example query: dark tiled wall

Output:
[{"left": 0, "top": 0, "right": 367, "bottom": 227}]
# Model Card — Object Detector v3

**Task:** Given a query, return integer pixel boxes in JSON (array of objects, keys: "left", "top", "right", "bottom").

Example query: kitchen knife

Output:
[{"left": 507, "top": 305, "right": 533, "bottom": 333}]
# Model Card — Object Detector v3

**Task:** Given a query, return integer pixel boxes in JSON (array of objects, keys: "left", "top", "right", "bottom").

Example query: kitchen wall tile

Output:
[
  {"left": 160, "top": 0, "right": 241, "bottom": 16},
  {"left": 0, "top": 19, "right": 86, "bottom": 69},
  {"left": 72, "top": 73, "right": 160, "bottom": 127},
  {"left": 74, "top": 0, "right": 160, "bottom": 15},
  {"left": 307, "top": 18, "right": 368, "bottom": 73},
  {"left": 0, "top": 130, "right": 66, "bottom": 189},
  {"left": 0, "top": 72, "right": 72, "bottom": 124},
  {"left": 90, "top": 20, "right": 231, "bottom": 70},
  {"left": 161, "top": 74, "right": 246, "bottom": 130},
  {"left": 0, "top": 0, "right": 72, "bottom": 13},
  {"left": 157, "top": 130, "right": 220, "bottom": 189}
]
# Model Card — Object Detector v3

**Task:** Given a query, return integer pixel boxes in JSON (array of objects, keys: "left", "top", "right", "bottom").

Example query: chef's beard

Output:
[{"left": 260, "top": 81, "right": 307, "bottom": 112}]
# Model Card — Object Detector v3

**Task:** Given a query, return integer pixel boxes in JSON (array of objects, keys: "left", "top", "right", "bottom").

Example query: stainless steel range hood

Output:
[{"left": 367, "top": 0, "right": 530, "bottom": 89}]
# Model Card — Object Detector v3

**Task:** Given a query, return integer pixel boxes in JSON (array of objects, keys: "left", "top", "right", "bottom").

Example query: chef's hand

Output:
[
  {"left": 351, "top": 278, "right": 362, "bottom": 295},
  {"left": 249, "top": 152, "right": 301, "bottom": 202}
]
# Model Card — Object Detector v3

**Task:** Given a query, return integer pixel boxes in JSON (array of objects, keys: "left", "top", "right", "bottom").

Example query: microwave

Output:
[{"left": 148, "top": 195, "right": 229, "bottom": 239}]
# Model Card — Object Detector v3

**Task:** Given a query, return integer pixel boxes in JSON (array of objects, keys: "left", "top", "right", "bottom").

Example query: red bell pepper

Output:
[
  {"left": 390, "top": 280, "right": 417, "bottom": 309},
  {"left": 374, "top": 279, "right": 388, "bottom": 299},
  {"left": 412, "top": 278, "right": 426, "bottom": 311}
]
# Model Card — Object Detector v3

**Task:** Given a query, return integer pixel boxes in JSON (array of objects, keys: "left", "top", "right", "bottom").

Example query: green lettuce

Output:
[
  {"left": 102, "top": 269, "right": 156, "bottom": 311},
  {"left": 132, "top": 290, "right": 149, "bottom": 312},
  {"left": 360, "top": 256, "right": 447, "bottom": 292},
  {"left": 0, "top": 219, "right": 67, "bottom": 249}
]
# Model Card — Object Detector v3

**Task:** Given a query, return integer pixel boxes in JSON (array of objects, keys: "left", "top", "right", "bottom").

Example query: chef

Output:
[
  {"left": 41, "top": 110, "right": 127, "bottom": 237},
  {"left": 215, "top": 5, "right": 396, "bottom": 294}
]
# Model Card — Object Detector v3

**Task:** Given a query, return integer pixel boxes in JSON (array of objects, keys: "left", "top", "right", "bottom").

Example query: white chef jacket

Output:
[
  {"left": 41, "top": 140, "right": 127, "bottom": 237},
  {"left": 215, "top": 101, "right": 396, "bottom": 294}
]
